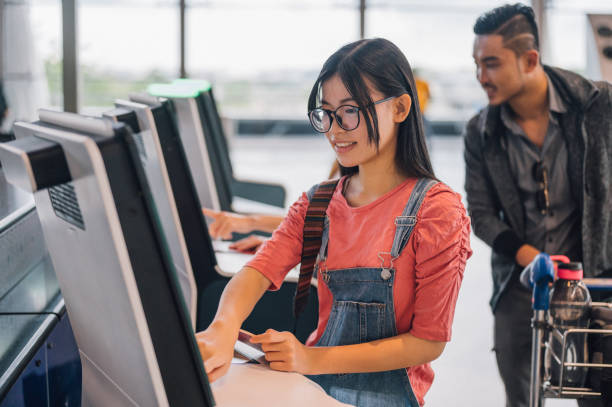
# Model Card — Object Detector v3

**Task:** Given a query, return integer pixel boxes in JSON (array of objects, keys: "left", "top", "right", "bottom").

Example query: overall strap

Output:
[
  {"left": 294, "top": 179, "right": 339, "bottom": 318},
  {"left": 389, "top": 178, "right": 438, "bottom": 259}
]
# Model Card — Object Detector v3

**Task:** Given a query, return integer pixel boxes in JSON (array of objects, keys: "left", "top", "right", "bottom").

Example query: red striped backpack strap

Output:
[{"left": 293, "top": 179, "right": 339, "bottom": 319}]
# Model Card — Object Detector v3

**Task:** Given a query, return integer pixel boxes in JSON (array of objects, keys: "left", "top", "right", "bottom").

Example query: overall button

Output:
[{"left": 381, "top": 268, "right": 392, "bottom": 280}]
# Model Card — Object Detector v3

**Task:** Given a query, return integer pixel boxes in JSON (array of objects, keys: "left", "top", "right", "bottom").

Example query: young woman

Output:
[{"left": 196, "top": 38, "right": 471, "bottom": 407}]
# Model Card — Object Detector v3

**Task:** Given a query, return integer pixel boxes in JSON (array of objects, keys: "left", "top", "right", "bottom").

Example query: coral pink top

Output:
[{"left": 247, "top": 177, "right": 472, "bottom": 405}]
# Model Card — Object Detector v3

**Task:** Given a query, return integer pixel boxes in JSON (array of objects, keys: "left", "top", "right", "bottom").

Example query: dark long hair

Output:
[{"left": 308, "top": 38, "right": 436, "bottom": 180}]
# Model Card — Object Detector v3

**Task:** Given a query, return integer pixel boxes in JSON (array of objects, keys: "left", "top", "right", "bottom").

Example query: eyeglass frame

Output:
[
  {"left": 532, "top": 161, "right": 550, "bottom": 215},
  {"left": 307, "top": 96, "right": 397, "bottom": 133}
]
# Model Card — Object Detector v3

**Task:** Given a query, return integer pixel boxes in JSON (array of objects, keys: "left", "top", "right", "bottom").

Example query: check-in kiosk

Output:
[
  {"left": 170, "top": 80, "right": 235, "bottom": 203},
  {"left": 0, "top": 111, "right": 215, "bottom": 406},
  {"left": 146, "top": 84, "right": 229, "bottom": 212},
  {"left": 115, "top": 96, "right": 219, "bottom": 290},
  {"left": 170, "top": 79, "right": 288, "bottom": 210},
  {"left": 103, "top": 105, "right": 198, "bottom": 326},
  {"left": 127, "top": 94, "right": 318, "bottom": 340},
  {"left": 172, "top": 80, "right": 234, "bottom": 190},
  {"left": 146, "top": 82, "right": 287, "bottom": 213}
]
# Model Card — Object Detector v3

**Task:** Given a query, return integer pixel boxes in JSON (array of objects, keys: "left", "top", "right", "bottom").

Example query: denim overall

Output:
[{"left": 307, "top": 178, "right": 437, "bottom": 407}]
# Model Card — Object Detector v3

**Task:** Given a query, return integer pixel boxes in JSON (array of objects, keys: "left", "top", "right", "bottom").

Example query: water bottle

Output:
[{"left": 548, "top": 262, "right": 591, "bottom": 387}]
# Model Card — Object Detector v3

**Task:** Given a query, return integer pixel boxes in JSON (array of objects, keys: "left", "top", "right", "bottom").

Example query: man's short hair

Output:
[{"left": 473, "top": 3, "right": 539, "bottom": 56}]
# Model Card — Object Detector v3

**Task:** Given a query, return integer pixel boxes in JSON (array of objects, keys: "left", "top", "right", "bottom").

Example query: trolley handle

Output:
[{"left": 520, "top": 253, "right": 555, "bottom": 310}]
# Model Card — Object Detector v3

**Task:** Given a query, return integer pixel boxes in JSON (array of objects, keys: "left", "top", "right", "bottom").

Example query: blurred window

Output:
[
  {"left": 366, "top": 0, "right": 508, "bottom": 121},
  {"left": 78, "top": 0, "right": 179, "bottom": 114},
  {"left": 2, "top": 0, "right": 61, "bottom": 132},
  {"left": 186, "top": 0, "right": 358, "bottom": 119},
  {"left": 15, "top": 0, "right": 612, "bottom": 124}
]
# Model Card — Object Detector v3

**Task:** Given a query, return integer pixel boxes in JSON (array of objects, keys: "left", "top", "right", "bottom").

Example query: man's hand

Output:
[
  {"left": 515, "top": 244, "right": 540, "bottom": 267},
  {"left": 250, "top": 329, "right": 316, "bottom": 375},
  {"left": 202, "top": 208, "right": 254, "bottom": 239}
]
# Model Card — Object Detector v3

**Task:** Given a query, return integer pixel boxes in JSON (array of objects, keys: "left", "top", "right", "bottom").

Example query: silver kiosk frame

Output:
[
  {"left": 103, "top": 103, "right": 197, "bottom": 326},
  {"left": 0, "top": 110, "right": 214, "bottom": 406},
  {"left": 146, "top": 85, "right": 223, "bottom": 212}
]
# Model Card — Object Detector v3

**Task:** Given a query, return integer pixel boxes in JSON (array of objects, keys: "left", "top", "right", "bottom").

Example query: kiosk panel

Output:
[
  {"left": 159, "top": 82, "right": 233, "bottom": 209},
  {"left": 147, "top": 85, "right": 222, "bottom": 212},
  {"left": 120, "top": 97, "right": 219, "bottom": 291},
  {"left": 0, "top": 112, "right": 214, "bottom": 407},
  {"left": 129, "top": 94, "right": 316, "bottom": 339},
  {"left": 104, "top": 105, "right": 198, "bottom": 326}
]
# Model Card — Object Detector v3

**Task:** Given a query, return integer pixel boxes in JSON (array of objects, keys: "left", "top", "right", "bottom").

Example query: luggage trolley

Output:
[{"left": 527, "top": 254, "right": 612, "bottom": 406}]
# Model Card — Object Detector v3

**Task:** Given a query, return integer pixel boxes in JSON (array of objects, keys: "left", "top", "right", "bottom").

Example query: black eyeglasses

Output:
[
  {"left": 597, "top": 25, "right": 612, "bottom": 37},
  {"left": 308, "top": 96, "right": 396, "bottom": 133},
  {"left": 532, "top": 161, "right": 550, "bottom": 215}
]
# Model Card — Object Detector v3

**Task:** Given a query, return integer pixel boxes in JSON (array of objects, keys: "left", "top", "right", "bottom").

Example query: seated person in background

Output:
[
  {"left": 203, "top": 161, "right": 341, "bottom": 252},
  {"left": 202, "top": 207, "right": 282, "bottom": 252},
  {"left": 197, "top": 38, "right": 471, "bottom": 407}
]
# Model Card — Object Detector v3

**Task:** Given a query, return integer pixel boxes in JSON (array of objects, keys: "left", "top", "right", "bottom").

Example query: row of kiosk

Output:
[{"left": 0, "top": 81, "right": 334, "bottom": 406}]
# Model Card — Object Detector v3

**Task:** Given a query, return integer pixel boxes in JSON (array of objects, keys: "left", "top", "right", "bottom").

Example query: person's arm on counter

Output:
[
  {"left": 202, "top": 207, "right": 283, "bottom": 239},
  {"left": 250, "top": 329, "right": 445, "bottom": 375},
  {"left": 197, "top": 192, "right": 310, "bottom": 381},
  {"left": 195, "top": 266, "right": 271, "bottom": 382}
]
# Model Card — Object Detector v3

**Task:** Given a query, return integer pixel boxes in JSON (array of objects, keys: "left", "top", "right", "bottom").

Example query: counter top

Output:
[{"left": 212, "top": 363, "right": 353, "bottom": 407}]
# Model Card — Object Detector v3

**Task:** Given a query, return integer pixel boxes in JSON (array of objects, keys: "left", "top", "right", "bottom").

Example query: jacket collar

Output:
[
  {"left": 479, "top": 65, "right": 600, "bottom": 142},
  {"left": 544, "top": 65, "right": 600, "bottom": 111}
]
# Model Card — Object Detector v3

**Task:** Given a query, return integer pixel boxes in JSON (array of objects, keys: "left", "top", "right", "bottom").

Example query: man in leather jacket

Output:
[{"left": 464, "top": 4, "right": 612, "bottom": 406}]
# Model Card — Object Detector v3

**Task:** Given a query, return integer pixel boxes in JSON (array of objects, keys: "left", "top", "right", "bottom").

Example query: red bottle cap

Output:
[{"left": 557, "top": 262, "right": 583, "bottom": 280}]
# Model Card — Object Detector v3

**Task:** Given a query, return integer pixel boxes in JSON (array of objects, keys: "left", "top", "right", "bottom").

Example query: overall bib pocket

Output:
[{"left": 318, "top": 300, "right": 386, "bottom": 347}]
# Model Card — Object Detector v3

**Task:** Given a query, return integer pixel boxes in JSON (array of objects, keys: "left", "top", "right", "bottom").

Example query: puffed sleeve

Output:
[
  {"left": 245, "top": 191, "right": 310, "bottom": 290},
  {"left": 409, "top": 184, "right": 472, "bottom": 342}
]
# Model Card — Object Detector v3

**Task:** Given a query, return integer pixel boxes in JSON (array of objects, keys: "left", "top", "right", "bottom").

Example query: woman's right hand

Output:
[
  {"left": 195, "top": 321, "right": 239, "bottom": 382},
  {"left": 202, "top": 208, "right": 254, "bottom": 240}
]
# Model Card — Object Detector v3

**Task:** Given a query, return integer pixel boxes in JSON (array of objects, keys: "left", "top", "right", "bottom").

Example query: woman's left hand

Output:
[{"left": 250, "top": 329, "right": 315, "bottom": 374}]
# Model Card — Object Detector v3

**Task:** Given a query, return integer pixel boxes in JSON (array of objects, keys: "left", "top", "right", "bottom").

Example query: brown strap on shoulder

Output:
[{"left": 293, "top": 179, "right": 339, "bottom": 318}]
